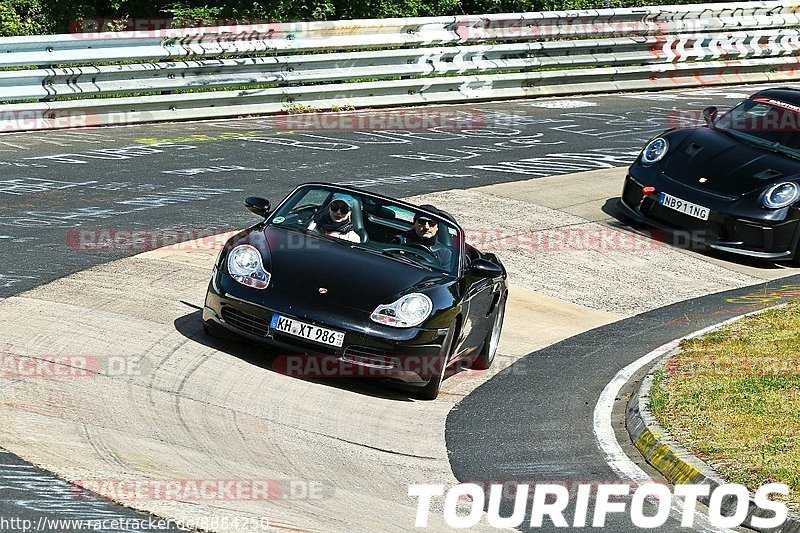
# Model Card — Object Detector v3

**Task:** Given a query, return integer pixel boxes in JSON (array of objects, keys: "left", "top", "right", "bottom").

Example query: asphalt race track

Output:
[
  {"left": 447, "top": 275, "right": 800, "bottom": 532},
  {"left": 1, "top": 83, "right": 800, "bottom": 532}
]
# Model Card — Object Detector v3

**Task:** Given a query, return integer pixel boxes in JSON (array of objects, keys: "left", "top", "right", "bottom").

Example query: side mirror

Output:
[
  {"left": 469, "top": 259, "right": 504, "bottom": 278},
  {"left": 245, "top": 196, "right": 271, "bottom": 218},
  {"left": 703, "top": 106, "right": 718, "bottom": 126}
]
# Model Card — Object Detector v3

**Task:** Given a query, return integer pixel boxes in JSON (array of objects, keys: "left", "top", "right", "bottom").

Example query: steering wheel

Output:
[
  {"left": 383, "top": 246, "right": 436, "bottom": 263},
  {"left": 290, "top": 205, "right": 317, "bottom": 220},
  {"left": 405, "top": 242, "right": 437, "bottom": 256}
]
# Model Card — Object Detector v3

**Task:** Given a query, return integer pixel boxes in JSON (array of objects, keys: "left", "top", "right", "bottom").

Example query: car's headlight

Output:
[
  {"left": 226, "top": 244, "right": 270, "bottom": 289},
  {"left": 641, "top": 137, "right": 669, "bottom": 164},
  {"left": 370, "top": 293, "right": 433, "bottom": 328},
  {"left": 763, "top": 182, "right": 799, "bottom": 209}
]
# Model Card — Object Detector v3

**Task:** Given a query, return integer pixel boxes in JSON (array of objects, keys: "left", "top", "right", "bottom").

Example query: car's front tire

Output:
[
  {"left": 472, "top": 294, "right": 506, "bottom": 370},
  {"left": 415, "top": 324, "right": 456, "bottom": 401}
]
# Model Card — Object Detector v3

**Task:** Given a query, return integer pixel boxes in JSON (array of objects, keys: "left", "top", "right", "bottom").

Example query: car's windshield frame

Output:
[{"left": 266, "top": 183, "right": 464, "bottom": 276}]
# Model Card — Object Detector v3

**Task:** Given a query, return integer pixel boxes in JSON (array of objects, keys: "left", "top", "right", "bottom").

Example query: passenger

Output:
[
  {"left": 394, "top": 209, "right": 453, "bottom": 267},
  {"left": 308, "top": 198, "right": 362, "bottom": 243}
]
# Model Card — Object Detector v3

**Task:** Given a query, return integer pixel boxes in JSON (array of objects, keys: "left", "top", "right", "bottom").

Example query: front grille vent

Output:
[
  {"left": 343, "top": 346, "right": 400, "bottom": 369},
  {"left": 221, "top": 307, "right": 269, "bottom": 336}
]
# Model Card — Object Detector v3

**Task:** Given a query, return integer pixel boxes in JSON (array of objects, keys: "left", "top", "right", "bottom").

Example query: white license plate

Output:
[
  {"left": 270, "top": 314, "right": 345, "bottom": 348},
  {"left": 658, "top": 192, "right": 710, "bottom": 221}
]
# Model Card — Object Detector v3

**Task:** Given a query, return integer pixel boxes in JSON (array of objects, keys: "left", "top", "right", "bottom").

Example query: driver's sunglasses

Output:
[
  {"left": 416, "top": 219, "right": 437, "bottom": 227},
  {"left": 330, "top": 201, "right": 351, "bottom": 214}
]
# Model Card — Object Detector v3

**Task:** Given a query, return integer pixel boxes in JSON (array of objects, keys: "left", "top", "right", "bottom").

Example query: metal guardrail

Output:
[{"left": 1, "top": 1, "right": 800, "bottom": 131}]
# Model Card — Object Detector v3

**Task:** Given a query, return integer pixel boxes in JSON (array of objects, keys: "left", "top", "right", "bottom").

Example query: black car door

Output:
[{"left": 455, "top": 248, "right": 501, "bottom": 357}]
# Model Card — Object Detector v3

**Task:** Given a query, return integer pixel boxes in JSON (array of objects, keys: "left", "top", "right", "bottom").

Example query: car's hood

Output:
[
  {"left": 662, "top": 128, "right": 800, "bottom": 197},
  {"left": 255, "top": 226, "right": 449, "bottom": 313}
]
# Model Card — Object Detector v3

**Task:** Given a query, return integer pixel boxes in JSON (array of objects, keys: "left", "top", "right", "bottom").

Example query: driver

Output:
[
  {"left": 308, "top": 198, "right": 362, "bottom": 243},
  {"left": 394, "top": 208, "right": 453, "bottom": 267}
]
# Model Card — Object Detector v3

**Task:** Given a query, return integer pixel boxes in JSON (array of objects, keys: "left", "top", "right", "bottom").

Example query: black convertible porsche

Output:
[
  {"left": 202, "top": 183, "right": 507, "bottom": 399},
  {"left": 621, "top": 88, "right": 800, "bottom": 261}
]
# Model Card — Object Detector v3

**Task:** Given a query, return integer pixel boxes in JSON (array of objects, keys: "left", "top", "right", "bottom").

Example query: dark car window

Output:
[
  {"left": 292, "top": 189, "right": 332, "bottom": 210},
  {"left": 717, "top": 98, "right": 800, "bottom": 155},
  {"left": 269, "top": 185, "right": 462, "bottom": 275}
]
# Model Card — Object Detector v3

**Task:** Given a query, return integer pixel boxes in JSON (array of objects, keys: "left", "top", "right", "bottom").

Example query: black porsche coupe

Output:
[
  {"left": 202, "top": 183, "right": 507, "bottom": 399},
  {"left": 621, "top": 88, "right": 800, "bottom": 261}
]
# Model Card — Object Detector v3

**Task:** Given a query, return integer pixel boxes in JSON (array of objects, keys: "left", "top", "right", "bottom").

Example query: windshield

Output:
[
  {"left": 269, "top": 185, "right": 462, "bottom": 275},
  {"left": 715, "top": 97, "right": 800, "bottom": 159}
]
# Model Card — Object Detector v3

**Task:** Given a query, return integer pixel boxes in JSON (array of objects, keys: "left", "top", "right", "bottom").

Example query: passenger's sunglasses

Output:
[
  {"left": 415, "top": 219, "right": 437, "bottom": 227},
  {"left": 330, "top": 201, "right": 351, "bottom": 214}
]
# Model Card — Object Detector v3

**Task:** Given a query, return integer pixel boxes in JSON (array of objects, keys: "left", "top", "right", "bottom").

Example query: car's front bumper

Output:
[
  {"left": 203, "top": 283, "right": 449, "bottom": 386},
  {"left": 620, "top": 174, "right": 800, "bottom": 260}
]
